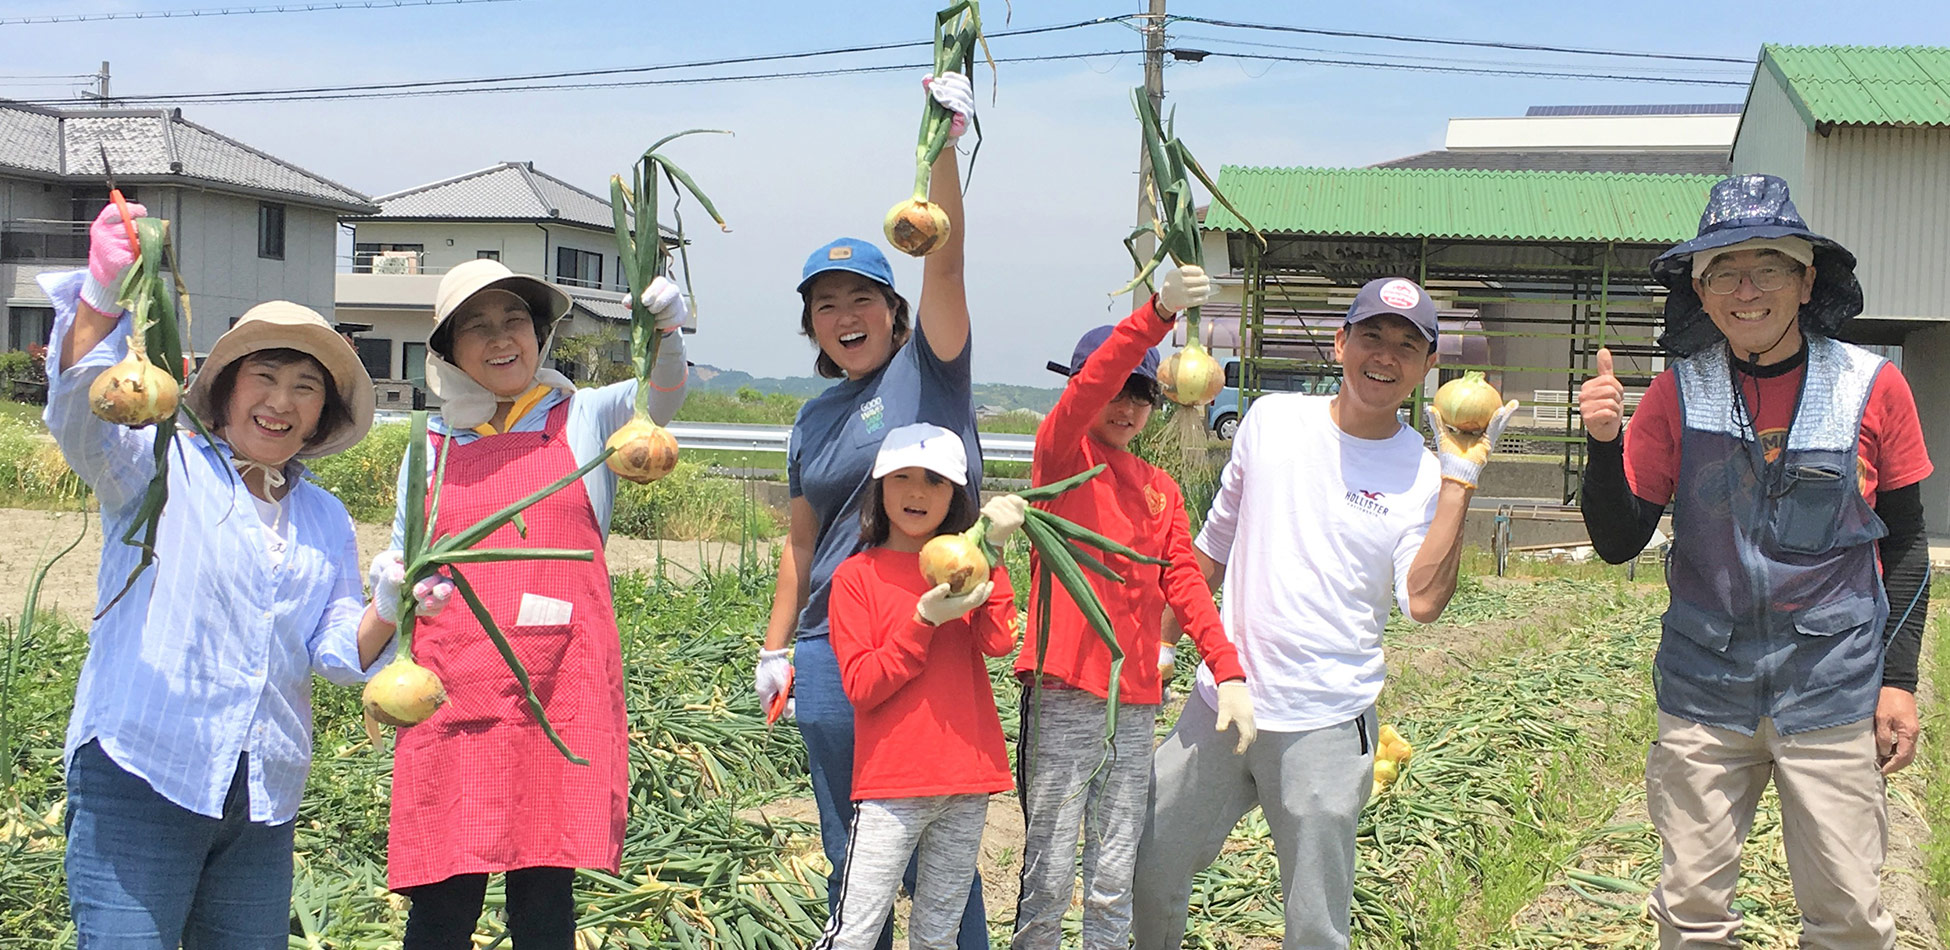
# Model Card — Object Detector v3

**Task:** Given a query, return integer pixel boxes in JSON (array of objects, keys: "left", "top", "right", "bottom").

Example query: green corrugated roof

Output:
[
  {"left": 1762, "top": 45, "right": 1950, "bottom": 128},
  {"left": 1201, "top": 166, "right": 1719, "bottom": 244}
]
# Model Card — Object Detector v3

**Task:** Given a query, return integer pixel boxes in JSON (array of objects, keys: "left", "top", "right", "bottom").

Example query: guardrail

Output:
[{"left": 370, "top": 414, "right": 1037, "bottom": 464}]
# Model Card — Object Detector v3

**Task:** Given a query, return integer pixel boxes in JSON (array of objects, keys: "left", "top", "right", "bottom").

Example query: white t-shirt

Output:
[
  {"left": 251, "top": 493, "right": 290, "bottom": 567},
  {"left": 1193, "top": 394, "right": 1441, "bottom": 732}
]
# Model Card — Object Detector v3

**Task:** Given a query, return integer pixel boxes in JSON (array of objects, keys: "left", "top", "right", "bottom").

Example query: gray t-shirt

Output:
[{"left": 788, "top": 321, "right": 980, "bottom": 641}]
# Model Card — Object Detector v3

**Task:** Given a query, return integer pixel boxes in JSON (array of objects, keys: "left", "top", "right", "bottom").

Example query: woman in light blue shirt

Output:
[{"left": 46, "top": 203, "right": 418, "bottom": 949}]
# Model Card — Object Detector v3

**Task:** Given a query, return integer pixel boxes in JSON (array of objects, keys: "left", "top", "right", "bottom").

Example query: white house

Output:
[{"left": 0, "top": 101, "right": 376, "bottom": 357}]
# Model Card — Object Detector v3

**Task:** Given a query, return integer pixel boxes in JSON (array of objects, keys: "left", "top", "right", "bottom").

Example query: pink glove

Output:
[
  {"left": 923, "top": 72, "right": 973, "bottom": 139},
  {"left": 369, "top": 551, "right": 456, "bottom": 624},
  {"left": 81, "top": 201, "right": 145, "bottom": 316}
]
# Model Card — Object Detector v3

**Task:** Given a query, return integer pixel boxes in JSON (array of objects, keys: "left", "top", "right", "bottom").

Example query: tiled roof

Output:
[
  {"left": 1374, "top": 149, "right": 1730, "bottom": 177},
  {"left": 0, "top": 100, "right": 374, "bottom": 211},
  {"left": 360, "top": 162, "right": 676, "bottom": 238},
  {"left": 1760, "top": 45, "right": 1950, "bottom": 128}
]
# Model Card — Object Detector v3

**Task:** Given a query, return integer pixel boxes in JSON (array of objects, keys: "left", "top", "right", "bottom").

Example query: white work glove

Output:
[
  {"left": 1214, "top": 680, "right": 1256, "bottom": 754},
  {"left": 1425, "top": 400, "right": 1521, "bottom": 489},
  {"left": 924, "top": 71, "right": 974, "bottom": 139},
  {"left": 916, "top": 581, "right": 992, "bottom": 626},
  {"left": 640, "top": 275, "right": 690, "bottom": 333},
  {"left": 980, "top": 494, "right": 1026, "bottom": 546},
  {"left": 756, "top": 647, "right": 794, "bottom": 720},
  {"left": 367, "top": 551, "right": 455, "bottom": 625},
  {"left": 1158, "top": 645, "right": 1177, "bottom": 684},
  {"left": 1158, "top": 264, "right": 1216, "bottom": 316}
]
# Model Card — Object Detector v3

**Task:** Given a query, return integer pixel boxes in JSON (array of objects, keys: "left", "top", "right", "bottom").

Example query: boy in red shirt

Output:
[
  {"left": 1012, "top": 266, "right": 1254, "bottom": 950},
  {"left": 820, "top": 423, "right": 1023, "bottom": 950}
]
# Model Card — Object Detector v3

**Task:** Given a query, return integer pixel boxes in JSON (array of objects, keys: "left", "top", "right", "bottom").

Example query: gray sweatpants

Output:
[
  {"left": 1132, "top": 694, "right": 1376, "bottom": 950},
  {"left": 812, "top": 794, "right": 990, "bottom": 950},
  {"left": 1012, "top": 686, "right": 1159, "bottom": 950}
]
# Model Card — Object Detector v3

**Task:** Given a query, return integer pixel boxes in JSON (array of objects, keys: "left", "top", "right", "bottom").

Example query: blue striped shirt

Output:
[{"left": 40, "top": 270, "right": 381, "bottom": 824}]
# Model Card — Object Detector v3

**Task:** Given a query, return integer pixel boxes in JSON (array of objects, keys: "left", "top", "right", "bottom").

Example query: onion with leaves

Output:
[{"left": 882, "top": 1, "right": 985, "bottom": 257}]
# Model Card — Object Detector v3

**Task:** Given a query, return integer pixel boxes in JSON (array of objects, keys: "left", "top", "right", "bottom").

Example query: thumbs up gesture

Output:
[{"left": 1579, "top": 348, "right": 1626, "bottom": 442}]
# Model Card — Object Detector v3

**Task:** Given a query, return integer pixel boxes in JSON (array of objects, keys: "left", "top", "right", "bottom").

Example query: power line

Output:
[
  {"left": 0, "top": 72, "right": 97, "bottom": 79},
  {"left": 1171, "top": 16, "right": 1751, "bottom": 65},
  {"left": 0, "top": 0, "right": 523, "bottom": 26},
  {"left": 1182, "top": 49, "right": 1750, "bottom": 87},
  {"left": 18, "top": 16, "right": 1126, "bottom": 105},
  {"left": 1171, "top": 33, "right": 1751, "bottom": 78}
]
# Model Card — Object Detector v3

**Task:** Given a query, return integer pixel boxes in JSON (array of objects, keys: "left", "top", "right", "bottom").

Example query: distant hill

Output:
[{"left": 691, "top": 363, "right": 1062, "bottom": 413}]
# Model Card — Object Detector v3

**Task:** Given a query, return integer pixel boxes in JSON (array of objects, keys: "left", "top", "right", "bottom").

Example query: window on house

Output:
[
  {"left": 402, "top": 342, "right": 428, "bottom": 390},
  {"left": 477, "top": 250, "right": 500, "bottom": 261},
  {"left": 354, "top": 337, "right": 392, "bottom": 380},
  {"left": 555, "top": 247, "right": 602, "bottom": 288},
  {"left": 8, "top": 307, "right": 53, "bottom": 352},
  {"left": 258, "top": 202, "right": 286, "bottom": 260}
]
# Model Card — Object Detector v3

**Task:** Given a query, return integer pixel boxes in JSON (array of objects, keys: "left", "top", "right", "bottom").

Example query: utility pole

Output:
[
  {"left": 1131, "top": 0, "right": 1166, "bottom": 312},
  {"left": 80, "top": 62, "right": 111, "bottom": 107}
]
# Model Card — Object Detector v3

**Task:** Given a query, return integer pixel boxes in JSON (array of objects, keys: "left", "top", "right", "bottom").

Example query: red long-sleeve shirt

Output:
[
  {"left": 828, "top": 548, "right": 1018, "bottom": 800},
  {"left": 1015, "top": 297, "right": 1246, "bottom": 704}
]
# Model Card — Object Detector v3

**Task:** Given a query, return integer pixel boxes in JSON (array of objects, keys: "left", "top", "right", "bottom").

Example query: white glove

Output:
[
  {"left": 367, "top": 551, "right": 454, "bottom": 625},
  {"left": 916, "top": 581, "right": 992, "bottom": 626},
  {"left": 924, "top": 71, "right": 974, "bottom": 139},
  {"left": 756, "top": 647, "right": 794, "bottom": 719},
  {"left": 1425, "top": 400, "right": 1521, "bottom": 489},
  {"left": 640, "top": 275, "right": 690, "bottom": 333},
  {"left": 1158, "top": 265, "right": 1216, "bottom": 316},
  {"left": 1214, "top": 680, "right": 1256, "bottom": 754},
  {"left": 1158, "top": 644, "right": 1177, "bottom": 685},
  {"left": 980, "top": 494, "right": 1026, "bottom": 546}
]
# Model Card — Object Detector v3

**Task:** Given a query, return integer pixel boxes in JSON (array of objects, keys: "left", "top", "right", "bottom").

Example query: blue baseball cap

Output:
[
  {"left": 1346, "top": 277, "right": 1439, "bottom": 342},
  {"left": 1047, "top": 325, "right": 1160, "bottom": 380},
  {"left": 798, "top": 237, "right": 896, "bottom": 295}
]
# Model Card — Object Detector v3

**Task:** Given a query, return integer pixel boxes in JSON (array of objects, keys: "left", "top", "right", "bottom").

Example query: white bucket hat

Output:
[
  {"left": 870, "top": 422, "right": 968, "bottom": 486},
  {"left": 183, "top": 300, "right": 375, "bottom": 458},
  {"left": 425, "top": 259, "right": 577, "bottom": 429}
]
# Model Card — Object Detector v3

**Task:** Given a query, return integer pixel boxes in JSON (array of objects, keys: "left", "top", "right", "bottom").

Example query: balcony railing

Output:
[{"left": 1, "top": 219, "right": 88, "bottom": 263}]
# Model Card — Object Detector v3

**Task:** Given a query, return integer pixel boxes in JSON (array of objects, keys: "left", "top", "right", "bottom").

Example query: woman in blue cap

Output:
[
  {"left": 754, "top": 70, "right": 1008, "bottom": 950},
  {"left": 1579, "top": 173, "right": 1931, "bottom": 948}
]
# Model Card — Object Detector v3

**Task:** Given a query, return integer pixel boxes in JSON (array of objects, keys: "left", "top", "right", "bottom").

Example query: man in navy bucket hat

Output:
[{"left": 1579, "top": 174, "right": 1932, "bottom": 948}]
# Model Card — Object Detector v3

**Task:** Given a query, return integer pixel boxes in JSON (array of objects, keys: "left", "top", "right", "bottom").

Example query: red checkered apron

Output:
[{"left": 386, "top": 401, "right": 626, "bottom": 890}]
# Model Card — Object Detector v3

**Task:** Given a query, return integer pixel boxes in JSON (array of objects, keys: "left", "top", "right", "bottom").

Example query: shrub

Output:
[{"left": 305, "top": 421, "right": 409, "bottom": 525}]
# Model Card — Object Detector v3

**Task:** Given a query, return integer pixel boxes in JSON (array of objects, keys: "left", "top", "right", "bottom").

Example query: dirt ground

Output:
[{"left": 0, "top": 506, "right": 764, "bottom": 620}]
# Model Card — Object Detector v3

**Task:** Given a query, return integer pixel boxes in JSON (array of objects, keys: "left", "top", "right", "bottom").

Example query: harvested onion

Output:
[
  {"left": 1158, "top": 340, "right": 1225, "bottom": 407},
  {"left": 1431, "top": 371, "right": 1503, "bottom": 434},
  {"left": 89, "top": 349, "right": 179, "bottom": 428},
  {"left": 605, "top": 417, "right": 680, "bottom": 484},
  {"left": 920, "top": 528, "right": 989, "bottom": 597},
  {"left": 362, "top": 655, "right": 447, "bottom": 727},
  {"left": 882, "top": 198, "right": 952, "bottom": 257}
]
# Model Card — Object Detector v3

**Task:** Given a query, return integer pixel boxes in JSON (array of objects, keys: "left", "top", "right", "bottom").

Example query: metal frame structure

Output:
[{"left": 1229, "top": 232, "right": 1674, "bottom": 502}]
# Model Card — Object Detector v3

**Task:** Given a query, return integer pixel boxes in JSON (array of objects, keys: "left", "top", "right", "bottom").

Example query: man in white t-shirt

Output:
[{"left": 1132, "top": 277, "right": 1517, "bottom": 950}]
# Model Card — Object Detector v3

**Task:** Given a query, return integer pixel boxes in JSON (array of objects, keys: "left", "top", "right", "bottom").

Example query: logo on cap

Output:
[
  {"left": 1378, "top": 279, "right": 1420, "bottom": 310},
  {"left": 829, "top": 247, "right": 853, "bottom": 260}
]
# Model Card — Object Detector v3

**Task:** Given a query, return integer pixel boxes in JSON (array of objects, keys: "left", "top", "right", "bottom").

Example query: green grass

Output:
[{"left": 1920, "top": 576, "right": 1950, "bottom": 947}]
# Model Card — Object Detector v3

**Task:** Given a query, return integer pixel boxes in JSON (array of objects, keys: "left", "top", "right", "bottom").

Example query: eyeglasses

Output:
[{"left": 1700, "top": 264, "right": 1801, "bottom": 295}]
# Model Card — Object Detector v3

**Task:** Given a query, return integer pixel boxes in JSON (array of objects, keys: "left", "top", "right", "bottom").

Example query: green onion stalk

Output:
[
  {"left": 1113, "top": 86, "right": 1267, "bottom": 412},
  {"left": 359, "top": 411, "right": 615, "bottom": 765},
  {"left": 882, "top": 0, "right": 988, "bottom": 256},
  {"left": 605, "top": 131, "right": 729, "bottom": 484},
  {"left": 88, "top": 217, "right": 220, "bottom": 615},
  {"left": 923, "top": 465, "right": 1166, "bottom": 769}
]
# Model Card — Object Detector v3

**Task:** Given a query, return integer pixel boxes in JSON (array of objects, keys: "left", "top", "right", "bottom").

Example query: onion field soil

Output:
[{"left": 1, "top": 561, "right": 1946, "bottom": 948}]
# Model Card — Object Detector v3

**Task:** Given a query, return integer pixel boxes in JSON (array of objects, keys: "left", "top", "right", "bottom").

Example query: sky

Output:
[{"left": 3, "top": 0, "right": 1946, "bottom": 386}]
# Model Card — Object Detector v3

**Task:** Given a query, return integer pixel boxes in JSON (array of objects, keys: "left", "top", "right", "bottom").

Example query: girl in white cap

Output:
[
  {"left": 379, "top": 257, "right": 687, "bottom": 947},
  {"left": 816, "top": 423, "right": 1021, "bottom": 950},
  {"left": 45, "top": 202, "right": 435, "bottom": 948}
]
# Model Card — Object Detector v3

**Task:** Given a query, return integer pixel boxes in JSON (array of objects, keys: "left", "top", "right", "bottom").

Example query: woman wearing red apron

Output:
[{"left": 382, "top": 259, "right": 689, "bottom": 948}]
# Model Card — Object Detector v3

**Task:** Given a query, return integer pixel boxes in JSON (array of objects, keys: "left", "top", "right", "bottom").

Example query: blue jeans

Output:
[
  {"left": 65, "top": 740, "right": 295, "bottom": 950},
  {"left": 794, "top": 636, "right": 989, "bottom": 950}
]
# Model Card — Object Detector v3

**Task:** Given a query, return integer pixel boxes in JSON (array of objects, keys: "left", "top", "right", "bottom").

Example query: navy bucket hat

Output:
[
  {"left": 1652, "top": 174, "right": 1862, "bottom": 357},
  {"left": 1046, "top": 325, "right": 1160, "bottom": 380}
]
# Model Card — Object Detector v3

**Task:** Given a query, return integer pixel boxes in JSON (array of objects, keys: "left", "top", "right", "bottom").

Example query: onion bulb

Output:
[
  {"left": 88, "top": 350, "right": 179, "bottom": 428},
  {"left": 1431, "top": 371, "right": 1503, "bottom": 434},
  {"left": 919, "top": 529, "right": 989, "bottom": 597},
  {"left": 605, "top": 417, "right": 680, "bottom": 484},
  {"left": 882, "top": 198, "right": 952, "bottom": 257},
  {"left": 1158, "top": 341, "right": 1225, "bottom": 407},
  {"left": 362, "top": 655, "right": 447, "bottom": 727}
]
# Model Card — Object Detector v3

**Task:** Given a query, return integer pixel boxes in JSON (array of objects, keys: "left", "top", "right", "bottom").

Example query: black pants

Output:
[{"left": 402, "top": 866, "right": 576, "bottom": 949}]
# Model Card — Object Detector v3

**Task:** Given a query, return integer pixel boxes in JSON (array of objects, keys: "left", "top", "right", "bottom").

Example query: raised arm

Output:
[{"left": 916, "top": 74, "right": 973, "bottom": 363}]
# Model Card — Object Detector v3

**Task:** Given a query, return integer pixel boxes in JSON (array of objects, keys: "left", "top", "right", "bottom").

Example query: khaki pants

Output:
[{"left": 1646, "top": 710, "right": 1894, "bottom": 950}]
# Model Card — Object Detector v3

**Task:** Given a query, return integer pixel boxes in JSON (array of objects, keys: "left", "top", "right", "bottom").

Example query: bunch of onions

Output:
[
  {"left": 88, "top": 337, "right": 179, "bottom": 428},
  {"left": 362, "top": 411, "right": 613, "bottom": 763},
  {"left": 882, "top": 0, "right": 983, "bottom": 258},
  {"left": 608, "top": 130, "right": 728, "bottom": 484},
  {"left": 1432, "top": 371, "right": 1504, "bottom": 433}
]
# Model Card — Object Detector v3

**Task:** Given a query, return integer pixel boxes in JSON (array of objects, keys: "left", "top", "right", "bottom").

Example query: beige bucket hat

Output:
[
  {"left": 183, "top": 300, "right": 375, "bottom": 458},
  {"left": 432, "top": 259, "right": 572, "bottom": 351}
]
